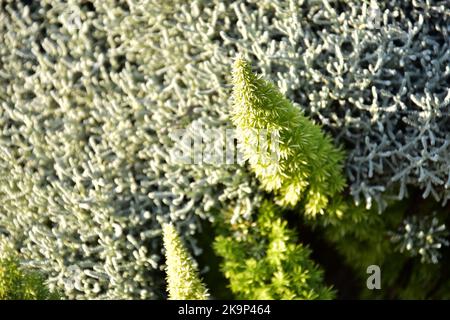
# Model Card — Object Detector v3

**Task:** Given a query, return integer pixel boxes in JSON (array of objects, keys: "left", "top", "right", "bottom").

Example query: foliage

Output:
[
  {"left": 214, "top": 201, "right": 334, "bottom": 300},
  {"left": 317, "top": 195, "right": 450, "bottom": 299},
  {"left": 0, "top": 0, "right": 261, "bottom": 299},
  {"left": 228, "top": 55, "right": 450, "bottom": 300},
  {"left": 0, "top": 0, "right": 449, "bottom": 300},
  {"left": 390, "top": 213, "right": 449, "bottom": 264},
  {"left": 162, "top": 224, "right": 209, "bottom": 300},
  {"left": 0, "top": 251, "right": 60, "bottom": 300},
  {"left": 231, "top": 57, "right": 345, "bottom": 216}
]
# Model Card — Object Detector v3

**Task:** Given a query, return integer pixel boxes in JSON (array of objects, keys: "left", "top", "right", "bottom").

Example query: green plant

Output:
[
  {"left": 214, "top": 201, "right": 334, "bottom": 299},
  {"left": 163, "top": 223, "right": 209, "bottom": 300},
  {"left": 0, "top": 252, "right": 59, "bottom": 300},
  {"left": 231, "top": 57, "right": 345, "bottom": 217}
]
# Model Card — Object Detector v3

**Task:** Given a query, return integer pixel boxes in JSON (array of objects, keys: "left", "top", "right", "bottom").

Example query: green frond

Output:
[
  {"left": 231, "top": 57, "right": 346, "bottom": 217},
  {"left": 162, "top": 223, "right": 209, "bottom": 300}
]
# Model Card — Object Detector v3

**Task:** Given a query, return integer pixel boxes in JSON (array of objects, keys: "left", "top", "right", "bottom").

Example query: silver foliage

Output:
[
  {"left": 390, "top": 214, "right": 449, "bottom": 264},
  {"left": 0, "top": 0, "right": 260, "bottom": 299}
]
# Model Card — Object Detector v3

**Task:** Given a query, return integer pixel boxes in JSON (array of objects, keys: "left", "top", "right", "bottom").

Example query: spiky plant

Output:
[
  {"left": 162, "top": 223, "right": 209, "bottom": 300},
  {"left": 231, "top": 57, "right": 346, "bottom": 217}
]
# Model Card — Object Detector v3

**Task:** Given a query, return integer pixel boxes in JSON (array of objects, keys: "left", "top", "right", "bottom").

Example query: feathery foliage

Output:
[
  {"left": 214, "top": 201, "right": 334, "bottom": 299},
  {"left": 231, "top": 57, "right": 345, "bottom": 216},
  {"left": 163, "top": 224, "right": 209, "bottom": 300}
]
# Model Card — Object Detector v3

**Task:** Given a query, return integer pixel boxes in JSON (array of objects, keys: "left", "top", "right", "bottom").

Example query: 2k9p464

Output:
[{"left": 222, "top": 305, "right": 271, "bottom": 315}]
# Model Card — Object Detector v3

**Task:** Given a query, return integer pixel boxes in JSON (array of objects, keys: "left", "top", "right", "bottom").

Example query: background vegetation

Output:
[{"left": 0, "top": 0, "right": 449, "bottom": 299}]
